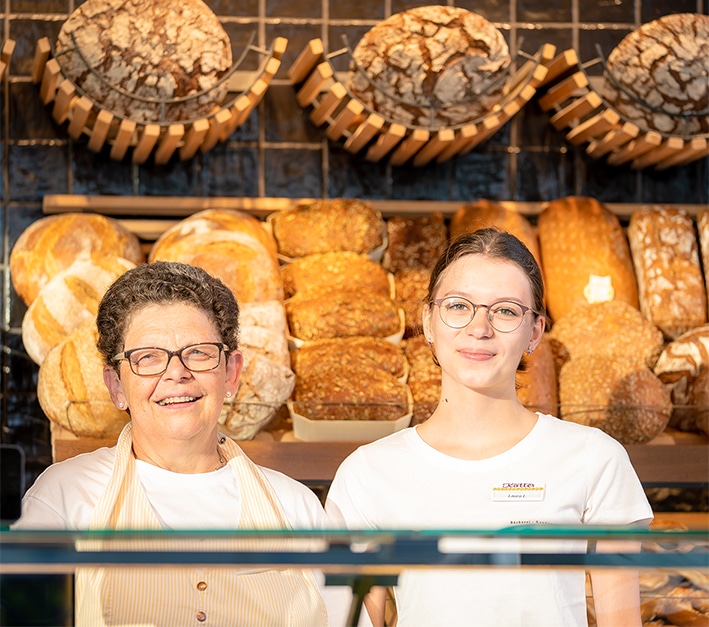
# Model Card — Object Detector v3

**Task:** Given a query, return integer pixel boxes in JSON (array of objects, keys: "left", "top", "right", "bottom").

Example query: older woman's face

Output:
[{"left": 103, "top": 302, "right": 241, "bottom": 445}]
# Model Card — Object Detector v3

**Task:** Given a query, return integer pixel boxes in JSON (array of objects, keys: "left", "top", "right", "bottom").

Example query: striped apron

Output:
[{"left": 76, "top": 423, "right": 328, "bottom": 626}]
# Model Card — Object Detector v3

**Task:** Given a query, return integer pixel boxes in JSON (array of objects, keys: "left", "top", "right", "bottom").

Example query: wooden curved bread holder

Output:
[{"left": 30, "top": 36, "right": 287, "bottom": 164}]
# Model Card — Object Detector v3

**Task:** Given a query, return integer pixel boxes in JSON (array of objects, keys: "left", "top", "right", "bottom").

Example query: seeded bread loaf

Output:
[
  {"left": 270, "top": 199, "right": 384, "bottom": 259},
  {"left": 559, "top": 354, "right": 672, "bottom": 445},
  {"left": 10, "top": 213, "right": 145, "bottom": 306},
  {"left": 601, "top": 13, "right": 709, "bottom": 136},
  {"left": 348, "top": 6, "right": 510, "bottom": 128},
  {"left": 402, "top": 334, "right": 441, "bottom": 425},
  {"left": 450, "top": 200, "right": 541, "bottom": 264},
  {"left": 55, "top": 0, "right": 232, "bottom": 123},
  {"left": 285, "top": 286, "right": 402, "bottom": 342},
  {"left": 537, "top": 197, "right": 639, "bottom": 323},
  {"left": 383, "top": 213, "right": 448, "bottom": 273},
  {"left": 37, "top": 321, "right": 129, "bottom": 438},
  {"left": 22, "top": 256, "right": 136, "bottom": 365},
  {"left": 281, "top": 251, "right": 391, "bottom": 299},
  {"left": 293, "top": 367, "right": 410, "bottom": 421},
  {"left": 516, "top": 334, "right": 558, "bottom": 414},
  {"left": 394, "top": 268, "right": 431, "bottom": 337},
  {"left": 628, "top": 207, "right": 707, "bottom": 339}
]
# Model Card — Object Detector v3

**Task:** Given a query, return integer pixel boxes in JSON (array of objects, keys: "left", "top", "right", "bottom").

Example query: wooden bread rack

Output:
[
  {"left": 30, "top": 35, "right": 287, "bottom": 164},
  {"left": 537, "top": 49, "right": 709, "bottom": 170},
  {"left": 287, "top": 39, "right": 559, "bottom": 166}
]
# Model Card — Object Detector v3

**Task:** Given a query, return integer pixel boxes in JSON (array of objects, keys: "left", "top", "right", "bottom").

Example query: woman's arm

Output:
[
  {"left": 590, "top": 540, "right": 643, "bottom": 627},
  {"left": 362, "top": 586, "right": 387, "bottom": 627}
]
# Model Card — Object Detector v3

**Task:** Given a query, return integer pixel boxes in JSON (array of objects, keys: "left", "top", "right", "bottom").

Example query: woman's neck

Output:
[{"left": 131, "top": 431, "right": 224, "bottom": 474}]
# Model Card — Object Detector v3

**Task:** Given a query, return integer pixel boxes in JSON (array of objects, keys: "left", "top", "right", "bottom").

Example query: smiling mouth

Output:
[{"left": 157, "top": 396, "right": 199, "bottom": 406}]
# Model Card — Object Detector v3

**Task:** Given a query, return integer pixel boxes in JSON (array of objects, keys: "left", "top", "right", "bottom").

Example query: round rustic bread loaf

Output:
[
  {"left": 55, "top": 0, "right": 232, "bottom": 124},
  {"left": 628, "top": 207, "right": 707, "bottom": 339},
  {"left": 559, "top": 354, "right": 672, "bottom": 445},
  {"left": 516, "top": 334, "right": 558, "bottom": 414},
  {"left": 383, "top": 213, "right": 448, "bottom": 273},
  {"left": 281, "top": 251, "right": 392, "bottom": 299},
  {"left": 402, "top": 334, "right": 441, "bottom": 425},
  {"left": 690, "top": 366, "right": 709, "bottom": 436},
  {"left": 601, "top": 13, "right": 709, "bottom": 136},
  {"left": 348, "top": 6, "right": 510, "bottom": 129},
  {"left": 450, "top": 200, "right": 541, "bottom": 264},
  {"left": 10, "top": 213, "right": 145, "bottom": 306},
  {"left": 548, "top": 300, "right": 665, "bottom": 371},
  {"left": 270, "top": 199, "right": 384, "bottom": 259},
  {"left": 291, "top": 336, "right": 408, "bottom": 380},
  {"left": 22, "top": 255, "right": 136, "bottom": 365},
  {"left": 653, "top": 325, "right": 709, "bottom": 433},
  {"left": 38, "top": 321, "right": 129, "bottom": 438},
  {"left": 698, "top": 209, "right": 709, "bottom": 306},
  {"left": 150, "top": 230, "right": 284, "bottom": 303},
  {"left": 285, "top": 286, "right": 402, "bottom": 342},
  {"left": 537, "top": 196, "right": 639, "bottom": 323}
]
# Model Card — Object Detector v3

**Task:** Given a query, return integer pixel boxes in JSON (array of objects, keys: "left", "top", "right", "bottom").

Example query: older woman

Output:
[{"left": 14, "top": 261, "right": 337, "bottom": 626}]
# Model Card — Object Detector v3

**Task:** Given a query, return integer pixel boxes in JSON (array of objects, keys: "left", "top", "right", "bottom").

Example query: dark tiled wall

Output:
[{"left": 2, "top": 0, "right": 708, "bottom": 484}]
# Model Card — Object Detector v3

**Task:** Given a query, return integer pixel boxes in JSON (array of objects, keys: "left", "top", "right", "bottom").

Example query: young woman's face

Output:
[
  {"left": 103, "top": 303, "right": 242, "bottom": 445},
  {"left": 422, "top": 254, "right": 544, "bottom": 397}
]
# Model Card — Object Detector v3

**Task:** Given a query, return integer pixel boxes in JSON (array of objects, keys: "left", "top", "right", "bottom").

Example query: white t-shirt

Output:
[
  {"left": 14, "top": 446, "right": 352, "bottom": 626},
  {"left": 326, "top": 413, "right": 654, "bottom": 627}
]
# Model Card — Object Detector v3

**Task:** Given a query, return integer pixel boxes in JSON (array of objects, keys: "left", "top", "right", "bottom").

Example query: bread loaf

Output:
[
  {"left": 285, "top": 286, "right": 402, "bottom": 342},
  {"left": 10, "top": 213, "right": 145, "bottom": 305},
  {"left": 22, "top": 255, "right": 136, "bottom": 365},
  {"left": 559, "top": 354, "right": 672, "bottom": 445},
  {"left": 150, "top": 230, "right": 284, "bottom": 303},
  {"left": 291, "top": 336, "right": 408, "bottom": 380},
  {"left": 150, "top": 209, "right": 279, "bottom": 263},
  {"left": 293, "top": 368, "right": 410, "bottom": 421},
  {"left": 348, "top": 6, "right": 510, "bottom": 128},
  {"left": 628, "top": 207, "right": 707, "bottom": 339},
  {"left": 691, "top": 366, "right": 709, "bottom": 437},
  {"left": 394, "top": 268, "right": 430, "bottom": 337},
  {"left": 601, "top": 13, "right": 709, "bottom": 136},
  {"left": 402, "top": 334, "right": 441, "bottom": 425},
  {"left": 516, "top": 334, "right": 558, "bottom": 413},
  {"left": 698, "top": 209, "right": 709, "bottom": 308},
  {"left": 450, "top": 200, "right": 541, "bottom": 264},
  {"left": 270, "top": 199, "right": 384, "bottom": 259},
  {"left": 38, "top": 321, "right": 129, "bottom": 438},
  {"left": 383, "top": 213, "right": 448, "bottom": 273},
  {"left": 653, "top": 325, "right": 709, "bottom": 433},
  {"left": 281, "top": 251, "right": 391, "bottom": 299},
  {"left": 537, "top": 197, "right": 639, "bottom": 322},
  {"left": 55, "top": 0, "right": 232, "bottom": 124},
  {"left": 548, "top": 300, "right": 665, "bottom": 371}
]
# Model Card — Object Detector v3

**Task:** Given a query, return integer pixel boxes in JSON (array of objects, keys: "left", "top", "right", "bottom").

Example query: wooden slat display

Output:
[
  {"left": 30, "top": 36, "right": 287, "bottom": 163},
  {"left": 537, "top": 49, "right": 709, "bottom": 170},
  {"left": 287, "top": 39, "right": 558, "bottom": 165}
]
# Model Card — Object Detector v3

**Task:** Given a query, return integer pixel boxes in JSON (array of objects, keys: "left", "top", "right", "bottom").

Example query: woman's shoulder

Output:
[
  {"left": 535, "top": 413, "right": 628, "bottom": 453},
  {"left": 258, "top": 466, "right": 327, "bottom": 528}
]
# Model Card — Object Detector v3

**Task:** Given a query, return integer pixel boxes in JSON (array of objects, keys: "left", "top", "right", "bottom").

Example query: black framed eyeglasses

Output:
[
  {"left": 113, "top": 342, "right": 229, "bottom": 377},
  {"left": 431, "top": 297, "right": 538, "bottom": 333}
]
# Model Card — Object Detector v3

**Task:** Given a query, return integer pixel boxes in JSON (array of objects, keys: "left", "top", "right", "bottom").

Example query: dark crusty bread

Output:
[
  {"left": 291, "top": 336, "right": 407, "bottom": 380},
  {"left": 450, "top": 200, "right": 541, "bottom": 265},
  {"left": 548, "top": 300, "right": 665, "bottom": 371},
  {"left": 602, "top": 13, "right": 709, "bottom": 136},
  {"left": 628, "top": 207, "right": 707, "bottom": 339},
  {"left": 55, "top": 0, "right": 232, "bottom": 123},
  {"left": 537, "top": 196, "right": 639, "bottom": 323},
  {"left": 270, "top": 199, "right": 384, "bottom": 258},
  {"left": 348, "top": 6, "right": 510, "bottom": 128},
  {"left": 383, "top": 213, "right": 448, "bottom": 273},
  {"left": 281, "top": 251, "right": 391, "bottom": 299},
  {"left": 285, "top": 286, "right": 402, "bottom": 341},
  {"left": 10, "top": 213, "right": 145, "bottom": 306},
  {"left": 293, "top": 367, "right": 410, "bottom": 421},
  {"left": 559, "top": 354, "right": 672, "bottom": 445},
  {"left": 516, "top": 334, "right": 558, "bottom": 414}
]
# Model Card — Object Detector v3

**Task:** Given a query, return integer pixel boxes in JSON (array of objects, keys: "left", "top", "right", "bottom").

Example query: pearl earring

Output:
[
  {"left": 118, "top": 402, "right": 125, "bottom": 409},
  {"left": 226, "top": 391, "right": 232, "bottom": 398}
]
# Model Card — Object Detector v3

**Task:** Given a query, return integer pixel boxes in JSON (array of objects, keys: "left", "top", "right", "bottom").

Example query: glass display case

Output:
[{"left": 1, "top": 526, "right": 707, "bottom": 626}]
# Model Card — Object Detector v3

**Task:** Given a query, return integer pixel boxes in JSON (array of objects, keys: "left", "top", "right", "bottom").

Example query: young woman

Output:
[{"left": 326, "top": 229, "right": 652, "bottom": 627}]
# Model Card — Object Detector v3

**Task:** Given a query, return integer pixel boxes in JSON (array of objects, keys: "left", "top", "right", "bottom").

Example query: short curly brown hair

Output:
[{"left": 96, "top": 261, "right": 240, "bottom": 370}]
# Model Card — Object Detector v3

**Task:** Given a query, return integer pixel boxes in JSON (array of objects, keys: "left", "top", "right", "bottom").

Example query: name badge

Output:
[{"left": 492, "top": 483, "right": 546, "bottom": 501}]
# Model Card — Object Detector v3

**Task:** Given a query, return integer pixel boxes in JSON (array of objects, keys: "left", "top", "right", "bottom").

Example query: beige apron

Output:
[{"left": 76, "top": 423, "right": 328, "bottom": 626}]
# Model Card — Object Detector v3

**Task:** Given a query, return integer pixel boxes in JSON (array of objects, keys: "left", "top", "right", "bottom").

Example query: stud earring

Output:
[
  {"left": 226, "top": 391, "right": 232, "bottom": 398},
  {"left": 118, "top": 402, "right": 125, "bottom": 409},
  {"left": 526, "top": 347, "right": 533, "bottom": 355}
]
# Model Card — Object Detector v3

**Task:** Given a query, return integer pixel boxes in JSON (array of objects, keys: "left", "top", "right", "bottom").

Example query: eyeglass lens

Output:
[
  {"left": 437, "top": 297, "right": 528, "bottom": 332},
  {"left": 127, "top": 343, "right": 224, "bottom": 376}
]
